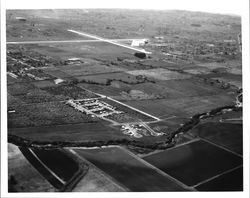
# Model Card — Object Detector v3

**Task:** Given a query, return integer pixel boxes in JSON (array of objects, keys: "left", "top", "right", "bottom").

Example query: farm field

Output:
[
  {"left": 74, "top": 147, "right": 187, "bottom": 191},
  {"left": 8, "top": 143, "right": 56, "bottom": 192},
  {"left": 25, "top": 42, "right": 139, "bottom": 61},
  {"left": 72, "top": 165, "right": 126, "bottom": 192},
  {"left": 195, "top": 167, "right": 243, "bottom": 191},
  {"left": 143, "top": 140, "right": 242, "bottom": 187},
  {"left": 123, "top": 93, "right": 235, "bottom": 119},
  {"left": 9, "top": 122, "right": 124, "bottom": 142},
  {"left": 188, "top": 121, "right": 243, "bottom": 155},
  {"left": 19, "top": 147, "right": 88, "bottom": 191}
]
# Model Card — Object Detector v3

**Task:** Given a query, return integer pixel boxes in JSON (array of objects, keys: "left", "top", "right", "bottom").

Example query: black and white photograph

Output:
[{"left": 1, "top": 0, "right": 249, "bottom": 197}]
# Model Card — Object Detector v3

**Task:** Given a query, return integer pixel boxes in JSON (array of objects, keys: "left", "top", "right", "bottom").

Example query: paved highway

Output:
[{"left": 7, "top": 38, "right": 142, "bottom": 45}]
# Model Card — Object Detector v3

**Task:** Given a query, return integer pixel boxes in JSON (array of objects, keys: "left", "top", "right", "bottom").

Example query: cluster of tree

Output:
[{"left": 169, "top": 104, "right": 238, "bottom": 142}]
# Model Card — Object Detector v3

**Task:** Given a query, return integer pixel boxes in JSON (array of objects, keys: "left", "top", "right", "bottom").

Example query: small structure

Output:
[
  {"left": 8, "top": 108, "right": 16, "bottom": 113},
  {"left": 65, "top": 57, "right": 82, "bottom": 65},
  {"left": 154, "top": 36, "right": 164, "bottom": 40},
  {"left": 15, "top": 17, "right": 27, "bottom": 21},
  {"left": 54, "top": 78, "right": 64, "bottom": 85},
  {"left": 206, "top": 43, "right": 215, "bottom": 47},
  {"left": 131, "top": 39, "right": 148, "bottom": 47}
]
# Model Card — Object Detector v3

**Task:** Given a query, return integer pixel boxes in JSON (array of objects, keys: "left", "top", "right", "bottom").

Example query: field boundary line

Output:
[
  {"left": 29, "top": 148, "right": 66, "bottom": 185},
  {"left": 118, "top": 146, "right": 195, "bottom": 191},
  {"left": 192, "top": 165, "right": 243, "bottom": 188},
  {"left": 106, "top": 96, "right": 161, "bottom": 121},
  {"left": 68, "top": 149, "right": 129, "bottom": 192},
  {"left": 68, "top": 29, "right": 152, "bottom": 54},
  {"left": 200, "top": 138, "right": 243, "bottom": 158},
  {"left": 8, "top": 121, "right": 101, "bottom": 131},
  {"left": 142, "top": 138, "right": 201, "bottom": 158}
]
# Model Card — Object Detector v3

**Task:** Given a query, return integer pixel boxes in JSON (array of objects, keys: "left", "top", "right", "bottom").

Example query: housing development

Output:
[{"left": 7, "top": 9, "right": 242, "bottom": 192}]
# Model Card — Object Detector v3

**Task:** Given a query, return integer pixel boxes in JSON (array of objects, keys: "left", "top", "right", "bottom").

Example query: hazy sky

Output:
[{"left": 5, "top": 0, "right": 244, "bottom": 15}]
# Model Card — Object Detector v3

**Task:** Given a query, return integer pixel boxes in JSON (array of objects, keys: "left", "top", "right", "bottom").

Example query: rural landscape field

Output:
[{"left": 7, "top": 9, "right": 242, "bottom": 192}]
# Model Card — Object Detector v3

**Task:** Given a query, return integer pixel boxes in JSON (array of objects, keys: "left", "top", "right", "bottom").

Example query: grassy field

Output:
[
  {"left": 59, "top": 64, "right": 125, "bottom": 77},
  {"left": 72, "top": 165, "right": 125, "bottom": 192},
  {"left": 8, "top": 122, "right": 124, "bottom": 142},
  {"left": 124, "top": 94, "right": 234, "bottom": 117},
  {"left": 126, "top": 68, "right": 191, "bottom": 81},
  {"left": 188, "top": 122, "right": 242, "bottom": 155}
]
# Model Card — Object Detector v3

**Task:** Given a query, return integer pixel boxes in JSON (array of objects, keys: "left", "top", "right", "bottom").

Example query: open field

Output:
[
  {"left": 195, "top": 167, "right": 243, "bottom": 191},
  {"left": 143, "top": 140, "right": 242, "bottom": 187},
  {"left": 72, "top": 165, "right": 125, "bottom": 192},
  {"left": 8, "top": 122, "right": 123, "bottom": 142},
  {"left": 123, "top": 93, "right": 235, "bottom": 119},
  {"left": 42, "top": 68, "right": 73, "bottom": 79},
  {"left": 75, "top": 72, "right": 148, "bottom": 85},
  {"left": 74, "top": 147, "right": 187, "bottom": 191},
  {"left": 188, "top": 121, "right": 242, "bottom": 155},
  {"left": 24, "top": 42, "right": 139, "bottom": 61},
  {"left": 58, "top": 63, "right": 126, "bottom": 77},
  {"left": 126, "top": 68, "right": 191, "bottom": 81}
]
